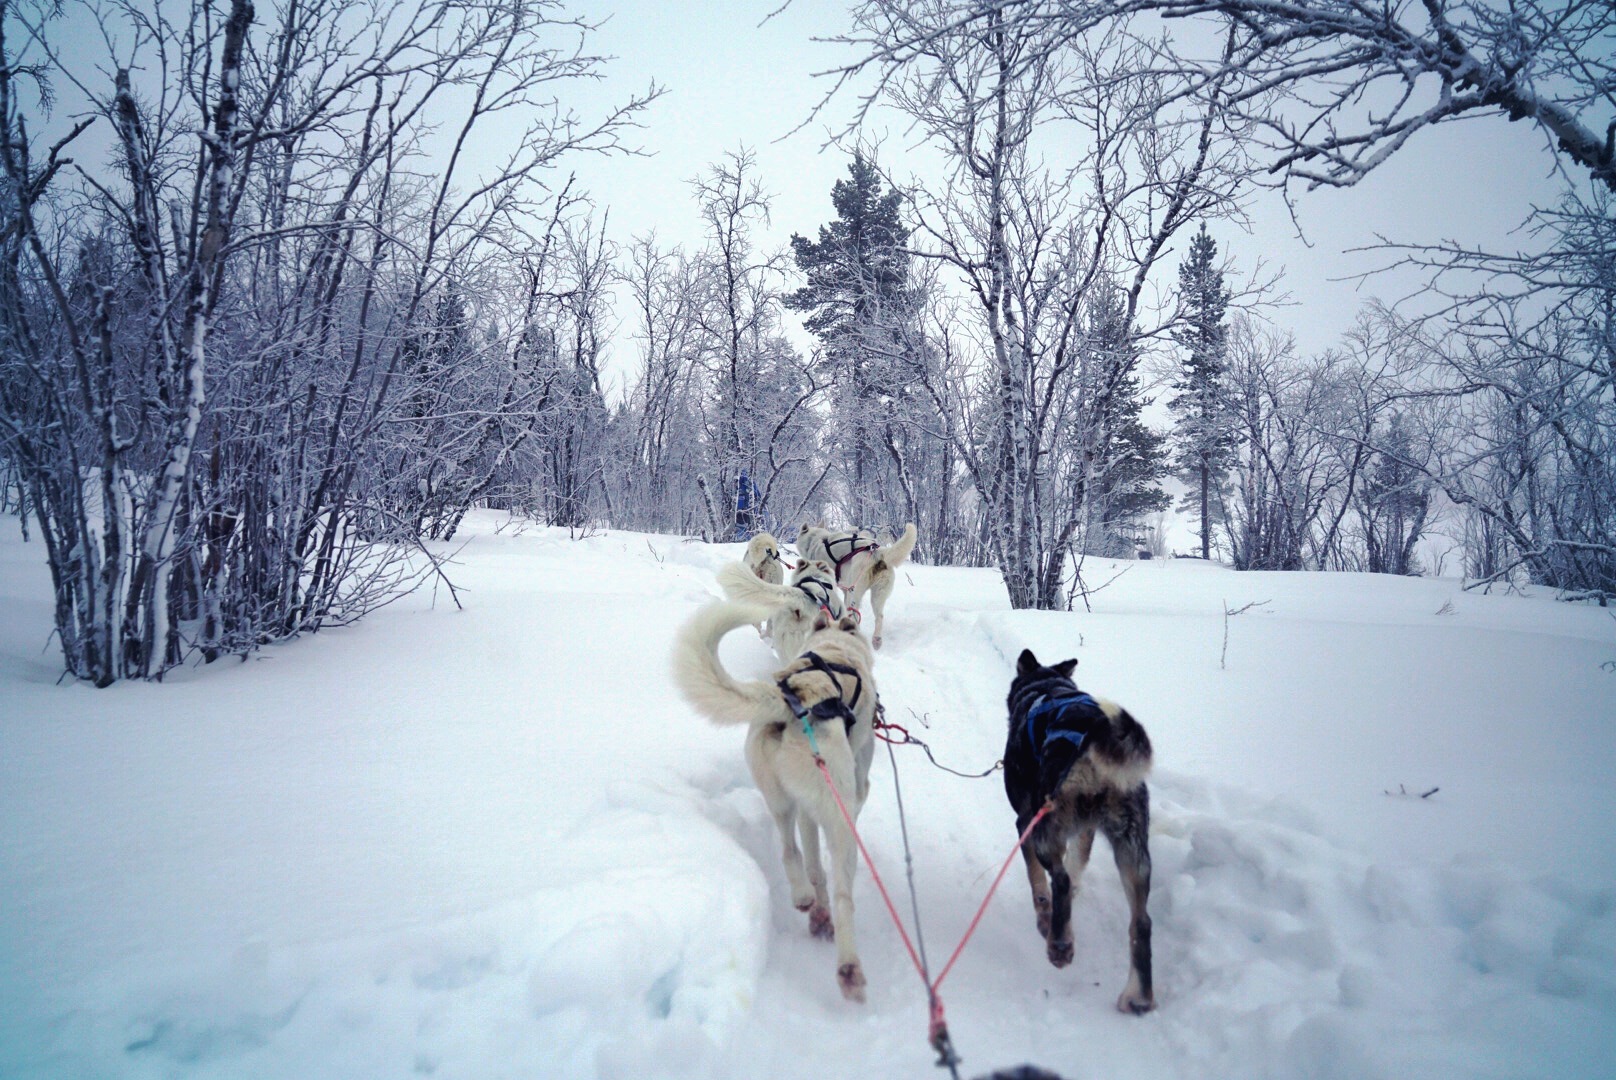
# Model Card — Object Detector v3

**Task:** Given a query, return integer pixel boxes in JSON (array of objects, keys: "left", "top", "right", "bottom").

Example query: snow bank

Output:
[{"left": 2, "top": 512, "right": 1612, "bottom": 1079}]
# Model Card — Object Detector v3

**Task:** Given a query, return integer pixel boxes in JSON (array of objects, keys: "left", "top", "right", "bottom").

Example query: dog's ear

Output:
[
  {"left": 836, "top": 614, "right": 859, "bottom": 633},
  {"left": 812, "top": 611, "right": 830, "bottom": 631},
  {"left": 1017, "top": 648, "right": 1040, "bottom": 675},
  {"left": 1055, "top": 658, "right": 1078, "bottom": 678}
]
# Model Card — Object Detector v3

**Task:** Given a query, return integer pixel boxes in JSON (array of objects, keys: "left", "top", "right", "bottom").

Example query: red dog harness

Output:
[{"left": 821, "top": 532, "right": 878, "bottom": 582}]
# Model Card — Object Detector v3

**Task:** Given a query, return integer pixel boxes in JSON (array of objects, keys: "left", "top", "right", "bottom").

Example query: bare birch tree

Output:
[
  {"left": 0, "top": 0, "right": 653, "bottom": 681},
  {"left": 827, "top": 0, "right": 1616, "bottom": 196},
  {"left": 686, "top": 149, "right": 824, "bottom": 540},
  {"left": 841, "top": 3, "right": 1247, "bottom": 606}
]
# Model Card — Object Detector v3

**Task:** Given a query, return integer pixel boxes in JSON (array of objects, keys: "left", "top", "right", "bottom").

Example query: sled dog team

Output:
[{"left": 671, "top": 523, "right": 1155, "bottom": 1014}]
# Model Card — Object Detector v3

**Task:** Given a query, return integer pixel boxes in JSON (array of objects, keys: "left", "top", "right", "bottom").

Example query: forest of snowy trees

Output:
[{"left": 2, "top": 0, "right": 1612, "bottom": 681}]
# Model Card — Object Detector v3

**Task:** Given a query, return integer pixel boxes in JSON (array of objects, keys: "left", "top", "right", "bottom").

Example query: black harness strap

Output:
[
  {"left": 776, "top": 650, "right": 864, "bottom": 733},
  {"left": 794, "top": 576, "right": 839, "bottom": 616},
  {"left": 822, "top": 532, "right": 878, "bottom": 580}
]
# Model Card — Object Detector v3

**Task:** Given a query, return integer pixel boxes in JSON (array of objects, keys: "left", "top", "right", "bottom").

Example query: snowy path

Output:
[{"left": 2, "top": 514, "right": 1613, "bottom": 1079}]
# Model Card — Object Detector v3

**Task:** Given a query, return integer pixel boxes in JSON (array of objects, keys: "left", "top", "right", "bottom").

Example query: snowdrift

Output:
[{"left": 1, "top": 513, "right": 1612, "bottom": 1079}]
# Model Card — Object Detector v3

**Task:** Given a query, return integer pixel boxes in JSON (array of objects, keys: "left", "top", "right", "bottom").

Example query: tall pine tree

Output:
[
  {"left": 1081, "top": 283, "right": 1169, "bottom": 555},
  {"left": 1359, "top": 411, "right": 1432, "bottom": 575},
  {"left": 1168, "top": 224, "right": 1235, "bottom": 560},
  {"left": 786, "top": 153, "right": 920, "bottom": 525}
]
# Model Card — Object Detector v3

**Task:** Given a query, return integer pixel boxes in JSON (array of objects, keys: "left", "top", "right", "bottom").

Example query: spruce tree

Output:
[
  {"left": 1168, "top": 224, "right": 1235, "bottom": 560},
  {"left": 1083, "top": 284, "right": 1169, "bottom": 553},
  {"left": 786, "top": 153, "right": 918, "bottom": 524},
  {"left": 1360, "top": 412, "right": 1431, "bottom": 575}
]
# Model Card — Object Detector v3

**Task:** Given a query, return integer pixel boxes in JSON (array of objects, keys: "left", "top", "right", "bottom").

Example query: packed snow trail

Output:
[{"left": 1, "top": 514, "right": 1612, "bottom": 1079}]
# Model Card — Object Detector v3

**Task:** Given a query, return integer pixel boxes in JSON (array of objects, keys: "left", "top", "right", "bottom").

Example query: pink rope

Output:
[
  {"left": 811, "top": 752, "right": 1052, "bottom": 1048},
  {"left": 931, "top": 805, "right": 1050, "bottom": 993},
  {"left": 813, "top": 756, "right": 930, "bottom": 984}
]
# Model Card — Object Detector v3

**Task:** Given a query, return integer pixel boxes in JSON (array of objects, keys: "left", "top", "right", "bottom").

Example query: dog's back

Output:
[
  {"left": 796, "top": 523, "right": 916, "bottom": 581},
  {"left": 717, "top": 559, "right": 846, "bottom": 661},
  {"left": 796, "top": 522, "right": 917, "bottom": 650},
  {"left": 1004, "top": 655, "right": 1151, "bottom": 803}
]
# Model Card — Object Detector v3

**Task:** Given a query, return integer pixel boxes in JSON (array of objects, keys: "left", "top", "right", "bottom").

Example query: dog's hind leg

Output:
[
  {"left": 1042, "top": 824, "right": 1094, "bottom": 942},
  {"left": 1106, "top": 794, "right": 1154, "bottom": 1014},
  {"left": 1070, "top": 825, "right": 1096, "bottom": 893},
  {"left": 1032, "top": 820, "right": 1075, "bottom": 968},
  {"left": 1018, "top": 812, "right": 1053, "bottom": 939},
  {"left": 824, "top": 816, "right": 866, "bottom": 1002},
  {"left": 768, "top": 802, "right": 816, "bottom": 914},
  {"left": 798, "top": 817, "right": 833, "bottom": 939},
  {"left": 866, "top": 568, "right": 895, "bottom": 649},
  {"left": 810, "top": 736, "right": 866, "bottom": 1003},
  {"left": 751, "top": 749, "right": 816, "bottom": 914}
]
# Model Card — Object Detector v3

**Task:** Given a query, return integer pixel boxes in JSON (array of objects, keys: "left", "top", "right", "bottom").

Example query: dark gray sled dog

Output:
[{"left": 1003, "top": 648, "right": 1155, "bottom": 1013}]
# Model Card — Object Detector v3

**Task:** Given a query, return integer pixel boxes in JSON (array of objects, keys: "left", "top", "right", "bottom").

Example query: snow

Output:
[{"left": 2, "top": 511, "right": 1613, "bottom": 1079}]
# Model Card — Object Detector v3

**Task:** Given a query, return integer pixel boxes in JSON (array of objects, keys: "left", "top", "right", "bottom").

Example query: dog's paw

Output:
[
  {"left": 808, "top": 905, "right": 834, "bottom": 940},
  {"left": 793, "top": 895, "right": 815, "bottom": 913},
  {"left": 1047, "top": 938, "right": 1074, "bottom": 968},
  {"left": 837, "top": 962, "right": 867, "bottom": 1003},
  {"left": 872, "top": 634, "right": 882, "bottom": 649},
  {"left": 1116, "top": 989, "right": 1155, "bottom": 1015}
]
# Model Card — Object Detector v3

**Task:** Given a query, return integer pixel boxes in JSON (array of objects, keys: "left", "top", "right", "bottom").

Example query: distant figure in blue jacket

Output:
[{"left": 734, "top": 470, "right": 761, "bottom": 540}]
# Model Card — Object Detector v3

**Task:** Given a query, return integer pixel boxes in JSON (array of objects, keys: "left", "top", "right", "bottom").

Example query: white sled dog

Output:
[
  {"left": 795, "top": 522, "right": 918, "bottom": 649},
  {"left": 716, "top": 558, "right": 847, "bottom": 662},
  {"left": 672, "top": 598, "right": 877, "bottom": 1002},
  {"left": 742, "top": 531, "right": 788, "bottom": 586},
  {"left": 738, "top": 531, "right": 790, "bottom": 638}
]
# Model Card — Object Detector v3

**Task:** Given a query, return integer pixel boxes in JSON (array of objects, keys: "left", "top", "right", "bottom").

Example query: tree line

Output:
[{"left": 3, "top": 0, "right": 1611, "bottom": 683}]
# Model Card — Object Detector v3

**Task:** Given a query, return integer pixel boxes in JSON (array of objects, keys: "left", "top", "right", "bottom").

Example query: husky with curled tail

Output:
[
  {"left": 1004, "top": 648, "right": 1155, "bottom": 1014},
  {"left": 716, "top": 558, "right": 845, "bottom": 662},
  {"left": 795, "top": 522, "right": 917, "bottom": 649},
  {"left": 672, "top": 599, "right": 877, "bottom": 1002}
]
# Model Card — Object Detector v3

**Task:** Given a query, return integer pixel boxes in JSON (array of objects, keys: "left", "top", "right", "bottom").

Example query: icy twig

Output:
[
  {"left": 1383, "top": 784, "right": 1440, "bottom": 799},
  {"left": 1221, "top": 599, "right": 1271, "bottom": 670}
]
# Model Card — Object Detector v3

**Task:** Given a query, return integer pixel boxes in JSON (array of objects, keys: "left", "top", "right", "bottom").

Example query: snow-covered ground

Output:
[{"left": 2, "top": 512, "right": 1613, "bottom": 1080}]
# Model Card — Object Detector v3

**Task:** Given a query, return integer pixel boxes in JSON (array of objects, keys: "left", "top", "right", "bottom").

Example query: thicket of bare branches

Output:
[
  {"left": 825, "top": 0, "right": 1615, "bottom": 196},
  {"left": 604, "top": 150, "right": 827, "bottom": 541},
  {"left": 0, "top": 0, "right": 652, "bottom": 682},
  {"left": 824, "top": 0, "right": 1613, "bottom": 601}
]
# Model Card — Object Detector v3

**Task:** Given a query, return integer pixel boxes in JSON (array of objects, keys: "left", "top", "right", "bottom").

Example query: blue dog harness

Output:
[{"left": 1023, "top": 692, "right": 1103, "bottom": 759}]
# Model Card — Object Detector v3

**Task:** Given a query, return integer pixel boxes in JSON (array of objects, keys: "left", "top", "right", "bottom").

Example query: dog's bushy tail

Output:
[
  {"left": 872, "top": 522, "right": 918, "bottom": 573},
  {"left": 717, "top": 561, "right": 798, "bottom": 612},
  {"left": 1089, "top": 699, "right": 1154, "bottom": 790},
  {"left": 672, "top": 598, "right": 790, "bottom": 727}
]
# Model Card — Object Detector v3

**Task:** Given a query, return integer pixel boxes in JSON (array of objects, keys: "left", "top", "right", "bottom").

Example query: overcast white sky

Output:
[{"left": 563, "top": 0, "right": 1573, "bottom": 378}]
